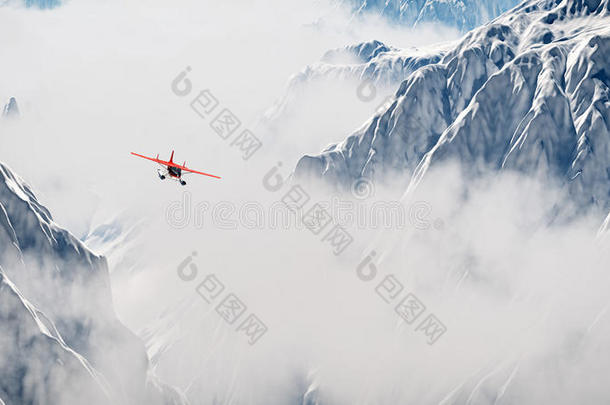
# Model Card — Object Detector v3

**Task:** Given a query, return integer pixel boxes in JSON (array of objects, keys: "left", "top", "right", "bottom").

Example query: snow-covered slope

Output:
[
  {"left": 345, "top": 0, "right": 522, "bottom": 31},
  {"left": 296, "top": 0, "right": 610, "bottom": 211},
  {"left": 0, "top": 162, "right": 187, "bottom": 405}
]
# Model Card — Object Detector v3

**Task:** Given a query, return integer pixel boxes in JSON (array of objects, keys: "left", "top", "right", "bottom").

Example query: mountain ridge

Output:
[
  {"left": 344, "top": 0, "right": 523, "bottom": 31},
  {"left": 296, "top": 0, "right": 610, "bottom": 214}
]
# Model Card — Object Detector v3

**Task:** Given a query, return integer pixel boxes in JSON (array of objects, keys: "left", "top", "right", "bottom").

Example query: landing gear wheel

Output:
[
  {"left": 180, "top": 180, "right": 187, "bottom": 186},
  {"left": 159, "top": 175, "right": 166, "bottom": 180}
]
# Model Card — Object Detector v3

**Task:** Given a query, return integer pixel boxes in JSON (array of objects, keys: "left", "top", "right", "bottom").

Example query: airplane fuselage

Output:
[{"left": 167, "top": 165, "right": 182, "bottom": 178}]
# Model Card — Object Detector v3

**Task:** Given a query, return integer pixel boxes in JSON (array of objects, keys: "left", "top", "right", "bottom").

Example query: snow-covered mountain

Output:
[
  {"left": 296, "top": 0, "right": 610, "bottom": 212},
  {"left": 345, "top": 0, "right": 522, "bottom": 31},
  {"left": 0, "top": 162, "right": 187, "bottom": 405},
  {"left": 263, "top": 39, "right": 446, "bottom": 122},
  {"left": 259, "top": 39, "right": 451, "bottom": 167},
  {"left": 0, "top": 0, "right": 60, "bottom": 8},
  {"left": 1, "top": 97, "right": 19, "bottom": 119}
]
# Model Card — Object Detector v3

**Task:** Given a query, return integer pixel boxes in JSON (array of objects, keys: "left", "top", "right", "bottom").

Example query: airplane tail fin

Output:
[{"left": 169, "top": 150, "right": 174, "bottom": 163}]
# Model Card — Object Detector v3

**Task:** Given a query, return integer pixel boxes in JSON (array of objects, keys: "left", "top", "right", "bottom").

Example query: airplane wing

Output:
[
  {"left": 172, "top": 163, "right": 222, "bottom": 179},
  {"left": 131, "top": 152, "right": 221, "bottom": 179},
  {"left": 131, "top": 152, "right": 171, "bottom": 166}
]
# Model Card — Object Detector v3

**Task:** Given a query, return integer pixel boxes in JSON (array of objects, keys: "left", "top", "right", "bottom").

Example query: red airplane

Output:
[{"left": 131, "top": 150, "right": 221, "bottom": 185}]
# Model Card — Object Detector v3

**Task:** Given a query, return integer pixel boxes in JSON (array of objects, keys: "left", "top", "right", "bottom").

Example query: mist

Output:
[{"left": 1, "top": 0, "right": 610, "bottom": 404}]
